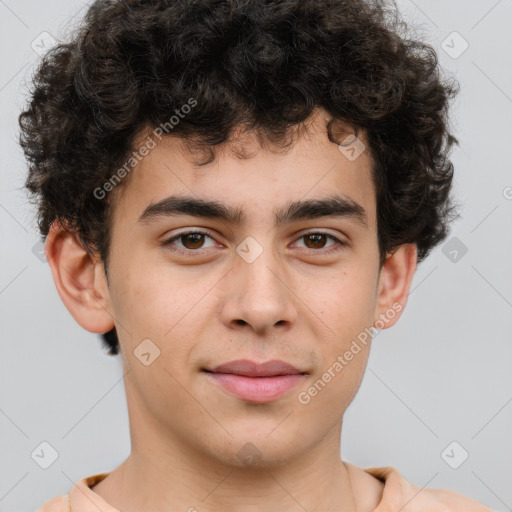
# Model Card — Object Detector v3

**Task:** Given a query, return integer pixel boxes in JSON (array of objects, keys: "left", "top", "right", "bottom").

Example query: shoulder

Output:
[
  {"left": 35, "top": 472, "right": 113, "bottom": 512},
  {"left": 361, "top": 464, "right": 494, "bottom": 512},
  {"left": 35, "top": 494, "right": 69, "bottom": 512}
]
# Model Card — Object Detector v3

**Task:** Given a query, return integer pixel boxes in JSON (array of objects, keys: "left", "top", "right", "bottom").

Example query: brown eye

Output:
[
  {"left": 294, "top": 232, "right": 346, "bottom": 253},
  {"left": 180, "top": 233, "right": 206, "bottom": 249},
  {"left": 162, "top": 230, "right": 218, "bottom": 254},
  {"left": 303, "top": 233, "right": 329, "bottom": 249}
]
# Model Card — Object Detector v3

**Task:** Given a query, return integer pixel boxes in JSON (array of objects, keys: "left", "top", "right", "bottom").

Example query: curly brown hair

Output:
[{"left": 19, "top": 0, "right": 459, "bottom": 356}]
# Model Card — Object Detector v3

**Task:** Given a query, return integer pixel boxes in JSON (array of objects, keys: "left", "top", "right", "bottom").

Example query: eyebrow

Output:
[{"left": 137, "top": 194, "right": 368, "bottom": 228}]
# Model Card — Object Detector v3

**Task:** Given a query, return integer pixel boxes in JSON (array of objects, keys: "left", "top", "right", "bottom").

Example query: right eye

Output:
[{"left": 161, "top": 229, "right": 219, "bottom": 255}]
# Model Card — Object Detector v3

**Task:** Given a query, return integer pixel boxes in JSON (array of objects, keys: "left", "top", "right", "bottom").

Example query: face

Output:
[{"left": 49, "top": 108, "right": 415, "bottom": 469}]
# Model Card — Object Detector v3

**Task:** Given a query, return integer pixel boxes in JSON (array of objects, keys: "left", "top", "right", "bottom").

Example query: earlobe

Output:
[
  {"left": 374, "top": 243, "right": 417, "bottom": 329},
  {"left": 44, "top": 219, "right": 115, "bottom": 334}
]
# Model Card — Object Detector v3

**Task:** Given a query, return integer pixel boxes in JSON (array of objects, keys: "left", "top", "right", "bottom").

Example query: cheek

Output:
[
  {"left": 110, "top": 266, "right": 207, "bottom": 413},
  {"left": 313, "top": 355, "right": 369, "bottom": 428},
  {"left": 110, "top": 260, "right": 188, "bottom": 327},
  {"left": 109, "top": 261, "right": 215, "bottom": 367},
  {"left": 305, "top": 265, "right": 378, "bottom": 341}
]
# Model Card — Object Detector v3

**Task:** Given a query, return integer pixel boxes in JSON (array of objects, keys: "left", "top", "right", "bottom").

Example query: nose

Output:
[{"left": 219, "top": 244, "right": 298, "bottom": 336}]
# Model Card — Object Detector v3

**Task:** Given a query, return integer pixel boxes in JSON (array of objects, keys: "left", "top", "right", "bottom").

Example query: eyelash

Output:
[{"left": 161, "top": 229, "right": 347, "bottom": 256}]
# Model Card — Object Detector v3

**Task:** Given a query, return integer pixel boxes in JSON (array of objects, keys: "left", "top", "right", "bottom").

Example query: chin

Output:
[{"left": 200, "top": 428, "right": 312, "bottom": 470}]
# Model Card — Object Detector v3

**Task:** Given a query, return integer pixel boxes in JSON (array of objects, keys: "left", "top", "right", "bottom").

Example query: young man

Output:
[{"left": 20, "top": 0, "right": 493, "bottom": 510}]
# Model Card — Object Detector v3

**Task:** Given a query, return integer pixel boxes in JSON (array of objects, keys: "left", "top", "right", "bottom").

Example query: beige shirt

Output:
[{"left": 36, "top": 466, "right": 495, "bottom": 511}]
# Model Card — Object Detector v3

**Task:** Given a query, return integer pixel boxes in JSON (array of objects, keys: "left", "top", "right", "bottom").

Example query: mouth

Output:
[{"left": 202, "top": 359, "right": 308, "bottom": 403}]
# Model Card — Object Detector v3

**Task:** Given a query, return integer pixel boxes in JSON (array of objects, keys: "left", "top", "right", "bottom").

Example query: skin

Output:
[{"left": 45, "top": 108, "right": 417, "bottom": 512}]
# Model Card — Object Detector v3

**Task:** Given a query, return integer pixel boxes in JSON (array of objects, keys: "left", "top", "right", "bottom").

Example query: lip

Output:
[
  {"left": 203, "top": 359, "right": 307, "bottom": 403},
  {"left": 208, "top": 359, "right": 304, "bottom": 377}
]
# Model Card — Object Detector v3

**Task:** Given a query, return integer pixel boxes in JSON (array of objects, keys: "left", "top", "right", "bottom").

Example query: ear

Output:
[
  {"left": 373, "top": 243, "right": 417, "bottom": 329},
  {"left": 44, "top": 219, "right": 115, "bottom": 334}
]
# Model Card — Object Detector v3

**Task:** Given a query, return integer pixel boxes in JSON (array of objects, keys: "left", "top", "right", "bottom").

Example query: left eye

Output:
[{"left": 293, "top": 233, "right": 341, "bottom": 250}]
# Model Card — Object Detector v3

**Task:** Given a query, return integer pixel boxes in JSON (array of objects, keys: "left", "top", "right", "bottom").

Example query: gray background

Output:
[{"left": 1, "top": 0, "right": 511, "bottom": 510}]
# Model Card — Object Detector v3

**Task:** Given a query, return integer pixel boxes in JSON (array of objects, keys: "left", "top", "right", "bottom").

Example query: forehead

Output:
[{"left": 110, "top": 110, "right": 377, "bottom": 229}]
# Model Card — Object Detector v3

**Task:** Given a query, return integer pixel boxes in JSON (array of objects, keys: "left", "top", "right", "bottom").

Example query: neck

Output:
[
  {"left": 93, "top": 416, "right": 358, "bottom": 511},
  {"left": 95, "top": 452, "right": 357, "bottom": 512},
  {"left": 91, "top": 374, "right": 361, "bottom": 511}
]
